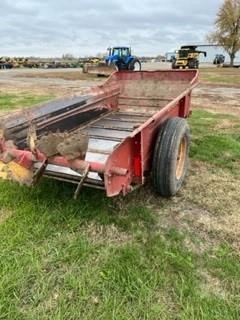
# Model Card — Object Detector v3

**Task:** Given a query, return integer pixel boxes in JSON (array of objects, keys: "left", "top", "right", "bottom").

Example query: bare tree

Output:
[{"left": 207, "top": 0, "right": 240, "bottom": 66}]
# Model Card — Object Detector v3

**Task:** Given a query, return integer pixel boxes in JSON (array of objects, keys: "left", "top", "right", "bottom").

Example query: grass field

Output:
[
  {"left": 199, "top": 68, "right": 240, "bottom": 86},
  {"left": 0, "top": 69, "right": 239, "bottom": 319},
  {"left": 0, "top": 92, "right": 54, "bottom": 111}
]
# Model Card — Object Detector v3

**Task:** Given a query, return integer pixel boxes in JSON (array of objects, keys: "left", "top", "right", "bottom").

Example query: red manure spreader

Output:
[{"left": 0, "top": 70, "right": 198, "bottom": 198}]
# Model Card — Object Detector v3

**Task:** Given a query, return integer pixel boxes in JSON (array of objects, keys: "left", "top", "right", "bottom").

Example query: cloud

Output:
[{"left": 0, "top": 0, "right": 222, "bottom": 57}]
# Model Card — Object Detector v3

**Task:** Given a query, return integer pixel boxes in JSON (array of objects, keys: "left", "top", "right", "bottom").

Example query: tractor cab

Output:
[
  {"left": 106, "top": 47, "right": 131, "bottom": 65},
  {"left": 109, "top": 47, "right": 131, "bottom": 58}
]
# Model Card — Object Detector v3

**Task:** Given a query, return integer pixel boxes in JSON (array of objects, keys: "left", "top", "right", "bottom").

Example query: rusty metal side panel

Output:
[
  {"left": 102, "top": 101, "right": 184, "bottom": 197},
  {"left": 103, "top": 70, "right": 198, "bottom": 85},
  {"left": 104, "top": 138, "right": 134, "bottom": 197},
  {"left": 100, "top": 70, "right": 199, "bottom": 196}
]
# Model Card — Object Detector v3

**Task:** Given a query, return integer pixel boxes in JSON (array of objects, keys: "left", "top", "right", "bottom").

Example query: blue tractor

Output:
[{"left": 105, "top": 47, "right": 141, "bottom": 71}]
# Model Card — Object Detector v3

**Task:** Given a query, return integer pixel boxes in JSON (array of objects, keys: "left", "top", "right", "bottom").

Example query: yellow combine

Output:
[{"left": 172, "top": 45, "right": 207, "bottom": 69}]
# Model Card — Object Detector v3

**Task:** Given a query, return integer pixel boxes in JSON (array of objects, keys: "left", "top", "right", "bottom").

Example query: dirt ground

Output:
[
  {"left": 0, "top": 68, "right": 101, "bottom": 97},
  {"left": 193, "top": 84, "right": 240, "bottom": 116}
]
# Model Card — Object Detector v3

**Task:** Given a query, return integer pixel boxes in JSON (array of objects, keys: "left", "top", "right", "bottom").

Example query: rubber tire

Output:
[
  {"left": 129, "top": 59, "right": 141, "bottom": 71},
  {"left": 188, "top": 60, "right": 194, "bottom": 69},
  {"left": 152, "top": 117, "right": 190, "bottom": 197},
  {"left": 115, "top": 61, "right": 124, "bottom": 71},
  {"left": 188, "top": 60, "right": 199, "bottom": 69}
]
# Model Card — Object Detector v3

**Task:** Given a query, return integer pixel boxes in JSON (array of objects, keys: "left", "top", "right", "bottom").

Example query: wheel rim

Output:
[
  {"left": 176, "top": 136, "right": 187, "bottom": 180},
  {"left": 133, "top": 61, "right": 141, "bottom": 71}
]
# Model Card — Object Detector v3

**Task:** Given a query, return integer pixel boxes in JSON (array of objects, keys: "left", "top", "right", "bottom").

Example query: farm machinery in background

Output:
[
  {"left": 172, "top": 45, "right": 207, "bottom": 69},
  {"left": 0, "top": 57, "right": 84, "bottom": 70},
  {"left": 213, "top": 54, "right": 225, "bottom": 66},
  {"left": 0, "top": 57, "right": 13, "bottom": 69},
  {"left": 83, "top": 46, "right": 141, "bottom": 76},
  {"left": 106, "top": 47, "right": 141, "bottom": 71},
  {"left": 0, "top": 57, "right": 41, "bottom": 69}
]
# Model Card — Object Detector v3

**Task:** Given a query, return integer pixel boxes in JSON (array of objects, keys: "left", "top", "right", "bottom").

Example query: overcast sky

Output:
[{"left": 1, "top": 0, "right": 222, "bottom": 57}]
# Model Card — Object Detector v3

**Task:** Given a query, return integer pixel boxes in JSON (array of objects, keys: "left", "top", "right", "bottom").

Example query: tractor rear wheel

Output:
[
  {"left": 152, "top": 117, "right": 190, "bottom": 197},
  {"left": 128, "top": 59, "right": 141, "bottom": 71},
  {"left": 115, "top": 61, "right": 126, "bottom": 71}
]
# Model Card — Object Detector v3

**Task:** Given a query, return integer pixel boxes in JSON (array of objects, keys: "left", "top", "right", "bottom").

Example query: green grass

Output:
[
  {"left": 0, "top": 182, "right": 239, "bottom": 319},
  {"left": 189, "top": 110, "right": 240, "bottom": 173},
  {"left": 0, "top": 92, "right": 239, "bottom": 319},
  {"left": 0, "top": 93, "right": 54, "bottom": 111}
]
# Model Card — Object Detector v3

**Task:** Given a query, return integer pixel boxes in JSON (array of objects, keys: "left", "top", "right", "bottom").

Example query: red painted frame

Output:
[
  {"left": 103, "top": 70, "right": 198, "bottom": 196},
  {"left": 0, "top": 70, "right": 198, "bottom": 197}
]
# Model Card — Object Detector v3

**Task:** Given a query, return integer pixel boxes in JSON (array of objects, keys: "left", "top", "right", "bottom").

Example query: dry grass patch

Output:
[
  {"left": 83, "top": 222, "right": 133, "bottom": 246},
  {"left": 15, "top": 70, "right": 98, "bottom": 81},
  {"left": 0, "top": 208, "right": 12, "bottom": 224},
  {"left": 134, "top": 160, "right": 240, "bottom": 252},
  {"left": 200, "top": 270, "right": 228, "bottom": 299}
]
